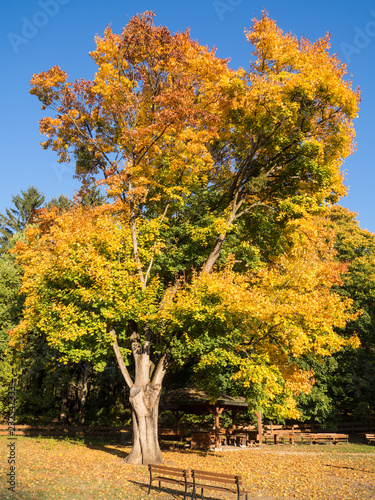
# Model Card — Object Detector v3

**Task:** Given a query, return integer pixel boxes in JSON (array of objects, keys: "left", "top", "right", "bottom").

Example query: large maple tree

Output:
[{"left": 11, "top": 12, "right": 360, "bottom": 464}]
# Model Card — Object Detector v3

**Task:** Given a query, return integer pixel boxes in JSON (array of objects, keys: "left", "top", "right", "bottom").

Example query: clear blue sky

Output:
[{"left": 1, "top": 0, "right": 374, "bottom": 230}]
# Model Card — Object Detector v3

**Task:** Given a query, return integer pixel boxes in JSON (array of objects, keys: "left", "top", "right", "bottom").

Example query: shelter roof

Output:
[{"left": 160, "top": 388, "right": 248, "bottom": 414}]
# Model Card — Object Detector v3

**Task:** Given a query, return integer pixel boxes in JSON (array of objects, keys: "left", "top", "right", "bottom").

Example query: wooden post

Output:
[
  {"left": 176, "top": 411, "right": 180, "bottom": 435},
  {"left": 210, "top": 406, "right": 224, "bottom": 448},
  {"left": 255, "top": 410, "right": 262, "bottom": 446},
  {"left": 231, "top": 409, "right": 238, "bottom": 429},
  {"left": 171, "top": 410, "right": 184, "bottom": 438}
]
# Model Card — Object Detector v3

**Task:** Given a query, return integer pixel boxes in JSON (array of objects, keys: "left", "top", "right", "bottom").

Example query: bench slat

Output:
[
  {"left": 153, "top": 476, "right": 186, "bottom": 484},
  {"left": 150, "top": 465, "right": 187, "bottom": 475},
  {"left": 193, "top": 469, "right": 242, "bottom": 481},
  {"left": 192, "top": 470, "right": 248, "bottom": 500},
  {"left": 193, "top": 475, "right": 238, "bottom": 485},
  {"left": 194, "top": 482, "right": 237, "bottom": 493},
  {"left": 151, "top": 469, "right": 187, "bottom": 478}
]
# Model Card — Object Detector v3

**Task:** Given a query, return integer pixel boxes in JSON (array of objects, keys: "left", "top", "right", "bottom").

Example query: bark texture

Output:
[{"left": 124, "top": 384, "right": 163, "bottom": 465}]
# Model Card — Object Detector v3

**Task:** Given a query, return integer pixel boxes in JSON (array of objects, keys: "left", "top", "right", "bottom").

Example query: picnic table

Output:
[
  {"left": 264, "top": 430, "right": 295, "bottom": 445},
  {"left": 235, "top": 433, "right": 248, "bottom": 447},
  {"left": 226, "top": 432, "right": 247, "bottom": 447}
]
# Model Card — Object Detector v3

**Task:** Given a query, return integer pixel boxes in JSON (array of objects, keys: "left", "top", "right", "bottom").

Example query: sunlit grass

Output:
[{"left": 1, "top": 435, "right": 375, "bottom": 499}]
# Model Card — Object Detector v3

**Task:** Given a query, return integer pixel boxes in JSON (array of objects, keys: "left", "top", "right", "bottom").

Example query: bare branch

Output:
[
  {"left": 151, "top": 353, "right": 172, "bottom": 386},
  {"left": 235, "top": 202, "right": 275, "bottom": 220},
  {"left": 144, "top": 203, "right": 170, "bottom": 286},
  {"left": 129, "top": 180, "right": 146, "bottom": 289},
  {"left": 111, "top": 329, "right": 134, "bottom": 389}
]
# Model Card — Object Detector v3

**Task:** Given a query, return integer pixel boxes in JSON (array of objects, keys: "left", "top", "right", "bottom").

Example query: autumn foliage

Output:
[
  {"left": 160, "top": 216, "right": 358, "bottom": 418},
  {"left": 11, "top": 12, "right": 360, "bottom": 464}
]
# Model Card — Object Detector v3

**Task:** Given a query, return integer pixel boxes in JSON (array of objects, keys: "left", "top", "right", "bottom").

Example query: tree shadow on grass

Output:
[
  {"left": 81, "top": 435, "right": 132, "bottom": 459},
  {"left": 72, "top": 434, "right": 218, "bottom": 461},
  {"left": 324, "top": 464, "right": 375, "bottom": 474},
  {"left": 128, "top": 479, "right": 231, "bottom": 500},
  {"left": 81, "top": 440, "right": 219, "bottom": 462},
  {"left": 82, "top": 438, "right": 223, "bottom": 462},
  {"left": 21, "top": 433, "right": 220, "bottom": 462},
  {"left": 129, "top": 480, "right": 190, "bottom": 499},
  {"left": 23, "top": 433, "right": 132, "bottom": 460}
]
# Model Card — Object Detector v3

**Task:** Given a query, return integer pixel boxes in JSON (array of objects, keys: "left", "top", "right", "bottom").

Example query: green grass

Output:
[{"left": 266, "top": 440, "right": 375, "bottom": 454}]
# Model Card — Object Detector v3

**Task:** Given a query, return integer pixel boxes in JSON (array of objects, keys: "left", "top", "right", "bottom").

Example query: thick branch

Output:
[
  {"left": 130, "top": 328, "right": 143, "bottom": 358},
  {"left": 144, "top": 203, "right": 170, "bottom": 287},
  {"left": 111, "top": 329, "right": 134, "bottom": 389},
  {"left": 202, "top": 233, "right": 227, "bottom": 274},
  {"left": 129, "top": 181, "right": 146, "bottom": 289},
  {"left": 151, "top": 353, "right": 172, "bottom": 386},
  {"left": 202, "top": 192, "right": 242, "bottom": 274},
  {"left": 235, "top": 201, "right": 274, "bottom": 221}
]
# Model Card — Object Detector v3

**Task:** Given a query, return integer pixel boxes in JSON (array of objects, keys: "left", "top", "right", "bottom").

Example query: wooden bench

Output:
[
  {"left": 304, "top": 433, "right": 348, "bottom": 445},
  {"left": 148, "top": 464, "right": 191, "bottom": 499},
  {"left": 279, "top": 432, "right": 295, "bottom": 445},
  {"left": 365, "top": 433, "right": 375, "bottom": 445},
  {"left": 332, "top": 434, "right": 348, "bottom": 444},
  {"left": 263, "top": 433, "right": 275, "bottom": 445},
  {"left": 191, "top": 469, "right": 248, "bottom": 500}
]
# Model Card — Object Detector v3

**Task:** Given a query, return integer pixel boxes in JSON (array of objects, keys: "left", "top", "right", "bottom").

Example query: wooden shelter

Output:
[{"left": 160, "top": 388, "right": 249, "bottom": 447}]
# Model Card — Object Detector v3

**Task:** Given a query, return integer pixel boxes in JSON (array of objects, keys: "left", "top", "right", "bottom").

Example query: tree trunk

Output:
[
  {"left": 255, "top": 410, "right": 263, "bottom": 446},
  {"left": 124, "top": 384, "right": 163, "bottom": 465},
  {"left": 78, "top": 362, "right": 90, "bottom": 425},
  {"left": 60, "top": 386, "right": 68, "bottom": 424},
  {"left": 111, "top": 329, "right": 168, "bottom": 465}
]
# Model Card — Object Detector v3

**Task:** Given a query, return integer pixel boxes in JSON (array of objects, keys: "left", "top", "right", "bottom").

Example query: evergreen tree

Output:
[
  {"left": 81, "top": 186, "right": 105, "bottom": 207},
  {"left": 0, "top": 186, "right": 45, "bottom": 254},
  {"left": 45, "top": 194, "right": 72, "bottom": 213}
]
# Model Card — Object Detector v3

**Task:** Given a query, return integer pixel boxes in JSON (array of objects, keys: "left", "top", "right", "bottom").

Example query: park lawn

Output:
[{"left": 1, "top": 435, "right": 375, "bottom": 499}]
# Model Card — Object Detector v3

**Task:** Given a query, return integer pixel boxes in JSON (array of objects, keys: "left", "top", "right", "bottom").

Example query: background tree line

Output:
[
  {"left": 0, "top": 186, "right": 133, "bottom": 426},
  {"left": 1, "top": 185, "right": 374, "bottom": 429}
]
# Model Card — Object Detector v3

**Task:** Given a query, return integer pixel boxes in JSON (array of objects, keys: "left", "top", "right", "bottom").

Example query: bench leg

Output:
[
  {"left": 192, "top": 485, "right": 197, "bottom": 500},
  {"left": 147, "top": 468, "right": 152, "bottom": 495}
]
